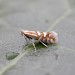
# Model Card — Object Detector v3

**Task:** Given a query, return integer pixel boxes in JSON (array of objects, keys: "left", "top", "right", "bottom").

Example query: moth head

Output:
[{"left": 49, "top": 31, "right": 58, "bottom": 43}]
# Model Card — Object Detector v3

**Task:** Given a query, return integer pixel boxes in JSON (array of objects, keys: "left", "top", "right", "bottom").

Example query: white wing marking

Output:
[
  {"left": 43, "top": 32, "right": 47, "bottom": 37},
  {"left": 37, "top": 31, "right": 41, "bottom": 36}
]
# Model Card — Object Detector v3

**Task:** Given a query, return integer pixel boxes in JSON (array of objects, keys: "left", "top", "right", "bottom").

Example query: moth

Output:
[{"left": 21, "top": 30, "right": 58, "bottom": 51}]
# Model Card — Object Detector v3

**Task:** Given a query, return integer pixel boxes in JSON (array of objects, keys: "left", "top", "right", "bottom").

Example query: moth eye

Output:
[{"left": 50, "top": 37, "right": 57, "bottom": 43}]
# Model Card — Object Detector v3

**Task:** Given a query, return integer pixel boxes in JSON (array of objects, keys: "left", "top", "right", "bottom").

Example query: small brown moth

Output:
[{"left": 21, "top": 30, "right": 58, "bottom": 51}]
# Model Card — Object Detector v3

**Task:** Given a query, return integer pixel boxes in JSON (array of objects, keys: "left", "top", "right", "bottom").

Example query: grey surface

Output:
[{"left": 0, "top": 0, "right": 75, "bottom": 75}]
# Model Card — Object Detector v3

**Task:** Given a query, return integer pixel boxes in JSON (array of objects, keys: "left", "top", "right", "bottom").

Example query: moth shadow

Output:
[
  {"left": 23, "top": 41, "right": 57, "bottom": 51},
  {"left": 22, "top": 42, "right": 59, "bottom": 60}
]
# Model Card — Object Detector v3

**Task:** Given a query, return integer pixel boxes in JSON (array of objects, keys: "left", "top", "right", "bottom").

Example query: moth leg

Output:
[
  {"left": 28, "top": 38, "right": 36, "bottom": 51},
  {"left": 24, "top": 35, "right": 29, "bottom": 45},
  {"left": 23, "top": 35, "right": 36, "bottom": 51},
  {"left": 39, "top": 40, "right": 48, "bottom": 47},
  {"left": 32, "top": 42, "right": 36, "bottom": 51},
  {"left": 38, "top": 37, "right": 48, "bottom": 47}
]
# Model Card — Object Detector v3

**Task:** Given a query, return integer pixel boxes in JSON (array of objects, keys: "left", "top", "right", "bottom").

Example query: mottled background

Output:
[{"left": 0, "top": 0, "right": 75, "bottom": 75}]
